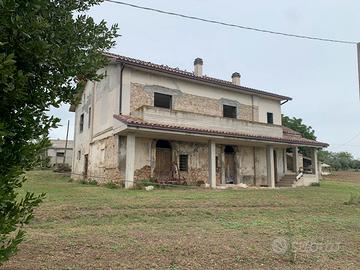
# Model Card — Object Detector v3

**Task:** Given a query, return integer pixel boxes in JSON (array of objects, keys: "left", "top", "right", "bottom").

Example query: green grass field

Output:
[{"left": 2, "top": 170, "right": 360, "bottom": 270}]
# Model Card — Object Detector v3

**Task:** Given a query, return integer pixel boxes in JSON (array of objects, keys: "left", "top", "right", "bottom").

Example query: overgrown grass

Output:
[
  {"left": 3, "top": 170, "right": 360, "bottom": 270},
  {"left": 344, "top": 194, "right": 360, "bottom": 205}
]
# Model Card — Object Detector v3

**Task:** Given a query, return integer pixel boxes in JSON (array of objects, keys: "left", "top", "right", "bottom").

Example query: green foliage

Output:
[
  {"left": 0, "top": 0, "right": 118, "bottom": 264},
  {"left": 282, "top": 115, "right": 316, "bottom": 156},
  {"left": 282, "top": 115, "right": 316, "bottom": 141},
  {"left": 318, "top": 150, "right": 360, "bottom": 171}
]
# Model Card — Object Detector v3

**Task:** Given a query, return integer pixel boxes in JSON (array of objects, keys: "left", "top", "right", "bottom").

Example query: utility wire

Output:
[{"left": 105, "top": 0, "right": 357, "bottom": 45}]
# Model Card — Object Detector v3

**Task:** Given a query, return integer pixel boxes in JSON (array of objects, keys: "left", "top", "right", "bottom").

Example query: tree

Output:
[
  {"left": 0, "top": 0, "right": 118, "bottom": 263},
  {"left": 319, "top": 150, "right": 359, "bottom": 171},
  {"left": 282, "top": 115, "right": 316, "bottom": 141},
  {"left": 282, "top": 115, "right": 317, "bottom": 156}
]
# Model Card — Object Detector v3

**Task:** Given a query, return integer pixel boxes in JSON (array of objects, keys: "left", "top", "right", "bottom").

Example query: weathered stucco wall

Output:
[
  {"left": 130, "top": 137, "right": 275, "bottom": 186},
  {"left": 87, "top": 136, "right": 121, "bottom": 184},
  {"left": 130, "top": 82, "right": 259, "bottom": 122}
]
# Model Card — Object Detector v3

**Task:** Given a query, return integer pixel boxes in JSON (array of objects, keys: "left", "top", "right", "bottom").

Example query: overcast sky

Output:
[{"left": 49, "top": 0, "right": 360, "bottom": 158}]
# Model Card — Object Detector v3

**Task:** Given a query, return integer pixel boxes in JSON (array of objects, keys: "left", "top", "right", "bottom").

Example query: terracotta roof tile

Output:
[
  {"left": 113, "top": 114, "right": 328, "bottom": 148},
  {"left": 104, "top": 52, "right": 292, "bottom": 101}
]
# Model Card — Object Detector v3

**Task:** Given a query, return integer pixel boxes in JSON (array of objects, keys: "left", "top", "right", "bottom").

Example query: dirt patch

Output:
[{"left": 323, "top": 171, "right": 360, "bottom": 183}]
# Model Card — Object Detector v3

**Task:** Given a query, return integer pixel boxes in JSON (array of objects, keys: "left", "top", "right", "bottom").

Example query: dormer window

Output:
[
  {"left": 154, "top": 92, "right": 172, "bottom": 109},
  {"left": 223, "top": 105, "right": 237, "bottom": 118}
]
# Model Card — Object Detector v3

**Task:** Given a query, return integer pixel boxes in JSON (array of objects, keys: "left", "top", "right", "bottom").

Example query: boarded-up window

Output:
[
  {"left": 223, "top": 105, "right": 237, "bottom": 118},
  {"left": 179, "top": 154, "right": 188, "bottom": 171},
  {"left": 267, "top": 112, "right": 274, "bottom": 124},
  {"left": 154, "top": 92, "right": 172, "bottom": 109},
  {"left": 80, "top": 113, "right": 84, "bottom": 132}
]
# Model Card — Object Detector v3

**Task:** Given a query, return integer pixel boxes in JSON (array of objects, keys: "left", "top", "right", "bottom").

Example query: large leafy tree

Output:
[
  {"left": 0, "top": 0, "right": 118, "bottom": 263},
  {"left": 282, "top": 115, "right": 317, "bottom": 156},
  {"left": 282, "top": 115, "right": 316, "bottom": 141}
]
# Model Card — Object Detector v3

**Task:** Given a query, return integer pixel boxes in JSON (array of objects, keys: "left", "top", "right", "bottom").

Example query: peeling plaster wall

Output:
[
  {"left": 130, "top": 82, "right": 258, "bottom": 122},
  {"left": 131, "top": 137, "right": 270, "bottom": 186},
  {"left": 237, "top": 146, "right": 256, "bottom": 185},
  {"left": 255, "top": 147, "right": 268, "bottom": 186},
  {"left": 92, "top": 65, "right": 121, "bottom": 136},
  {"left": 71, "top": 78, "right": 94, "bottom": 180},
  {"left": 87, "top": 136, "right": 121, "bottom": 184}
]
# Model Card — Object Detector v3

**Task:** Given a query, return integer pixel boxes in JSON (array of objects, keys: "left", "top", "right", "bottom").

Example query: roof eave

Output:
[{"left": 103, "top": 53, "right": 292, "bottom": 101}]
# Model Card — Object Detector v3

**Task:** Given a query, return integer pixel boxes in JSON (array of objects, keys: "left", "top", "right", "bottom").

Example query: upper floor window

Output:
[
  {"left": 56, "top": 152, "right": 64, "bottom": 157},
  {"left": 267, "top": 112, "right": 274, "bottom": 124},
  {"left": 88, "top": 107, "right": 91, "bottom": 128},
  {"left": 154, "top": 92, "right": 172, "bottom": 109},
  {"left": 80, "top": 113, "right": 84, "bottom": 133},
  {"left": 223, "top": 105, "right": 237, "bottom": 118}
]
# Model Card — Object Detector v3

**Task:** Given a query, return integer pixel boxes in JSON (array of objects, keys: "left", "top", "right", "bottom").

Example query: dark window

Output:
[
  {"left": 224, "top": 145, "right": 235, "bottom": 153},
  {"left": 156, "top": 140, "right": 171, "bottom": 149},
  {"left": 179, "top": 154, "right": 188, "bottom": 171},
  {"left": 80, "top": 113, "right": 84, "bottom": 132},
  {"left": 88, "top": 107, "right": 91, "bottom": 128},
  {"left": 267, "top": 112, "right": 274, "bottom": 124},
  {"left": 56, "top": 152, "right": 64, "bottom": 157},
  {"left": 223, "top": 105, "right": 237, "bottom": 118},
  {"left": 154, "top": 92, "right": 172, "bottom": 109},
  {"left": 77, "top": 150, "right": 81, "bottom": 160}
]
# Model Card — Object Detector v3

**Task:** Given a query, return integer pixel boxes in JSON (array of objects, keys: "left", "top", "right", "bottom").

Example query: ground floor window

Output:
[{"left": 179, "top": 154, "right": 188, "bottom": 171}]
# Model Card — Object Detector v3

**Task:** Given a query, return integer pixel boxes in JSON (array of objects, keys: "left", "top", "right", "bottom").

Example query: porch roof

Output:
[{"left": 113, "top": 114, "right": 329, "bottom": 148}]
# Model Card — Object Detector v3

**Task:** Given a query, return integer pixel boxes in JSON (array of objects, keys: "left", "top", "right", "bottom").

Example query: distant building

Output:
[{"left": 45, "top": 139, "right": 74, "bottom": 168}]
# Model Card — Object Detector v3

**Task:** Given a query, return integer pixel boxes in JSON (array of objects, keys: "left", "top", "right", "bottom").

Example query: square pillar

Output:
[
  {"left": 266, "top": 145, "right": 275, "bottom": 188},
  {"left": 208, "top": 140, "right": 216, "bottom": 188},
  {"left": 283, "top": 148, "right": 287, "bottom": 174},
  {"left": 221, "top": 146, "right": 226, "bottom": 184},
  {"left": 125, "top": 133, "right": 135, "bottom": 188},
  {"left": 292, "top": 147, "right": 299, "bottom": 173},
  {"left": 311, "top": 148, "right": 319, "bottom": 182}
]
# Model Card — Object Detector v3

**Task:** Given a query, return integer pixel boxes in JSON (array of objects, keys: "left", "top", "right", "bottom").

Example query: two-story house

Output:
[{"left": 70, "top": 53, "right": 328, "bottom": 188}]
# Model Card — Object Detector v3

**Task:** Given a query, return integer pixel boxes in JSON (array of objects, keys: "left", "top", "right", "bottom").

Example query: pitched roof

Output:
[
  {"left": 50, "top": 139, "right": 74, "bottom": 149},
  {"left": 104, "top": 52, "right": 292, "bottom": 101},
  {"left": 113, "top": 114, "right": 328, "bottom": 148}
]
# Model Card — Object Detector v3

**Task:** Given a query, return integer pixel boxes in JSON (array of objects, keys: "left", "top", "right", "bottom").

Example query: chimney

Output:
[
  {"left": 231, "top": 72, "right": 241, "bottom": 86},
  {"left": 194, "top": 58, "right": 203, "bottom": 76}
]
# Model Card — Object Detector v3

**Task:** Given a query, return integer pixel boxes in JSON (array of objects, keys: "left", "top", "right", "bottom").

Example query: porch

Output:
[
  {"left": 121, "top": 134, "right": 320, "bottom": 189},
  {"left": 113, "top": 113, "right": 326, "bottom": 189}
]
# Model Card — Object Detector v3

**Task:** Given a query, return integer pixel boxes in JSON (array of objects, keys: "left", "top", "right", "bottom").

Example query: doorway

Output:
[
  {"left": 84, "top": 154, "right": 88, "bottom": 179},
  {"left": 154, "top": 140, "right": 172, "bottom": 179},
  {"left": 224, "top": 145, "right": 236, "bottom": 184},
  {"left": 273, "top": 150, "right": 278, "bottom": 182}
]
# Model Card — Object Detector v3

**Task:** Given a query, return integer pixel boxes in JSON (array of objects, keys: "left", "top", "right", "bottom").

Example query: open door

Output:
[
  {"left": 154, "top": 140, "right": 172, "bottom": 180},
  {"left": 224, "top": 146, "right": 236, "bottom": 184},
  {"left": 273, "top": 150, "right": 278, "bottom": 182}
]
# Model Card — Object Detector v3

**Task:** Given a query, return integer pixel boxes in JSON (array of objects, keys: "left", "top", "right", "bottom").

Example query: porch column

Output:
[
  {"left": 311, "top": 148, "right": 319, "bottom": 182},
  {"left": 283, "top": 148, "right": 287, "bottom": 174},
  {"left": 125, "top": 133, "right": 135, "bottom": 188},
  {"left": 208, "top": 140, "right": 216, "bottom": 188},
  {"left": 292, "top": 147, "right": 299, "bottom": 174},
  {"left": 221, "top": 146, "right": 226, "bottom": 184},
  {"left": 266, "top": 145, "right": 275, "bottom": 188}
]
